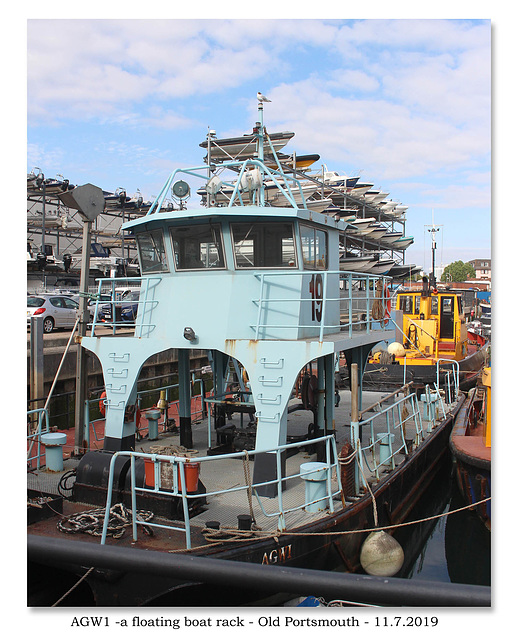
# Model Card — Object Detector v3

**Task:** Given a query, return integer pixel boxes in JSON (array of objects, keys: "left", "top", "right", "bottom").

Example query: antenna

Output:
[{"left": 426, "top": 209, "right": 440, "bottom": 289}]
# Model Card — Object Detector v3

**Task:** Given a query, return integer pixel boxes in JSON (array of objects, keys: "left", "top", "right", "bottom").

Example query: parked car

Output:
[
  {"left": 27, "top": 294, "right": 79, "bottom": 333},
  {"left": 97, "top": 291, "right": 140, "bottom": 322},
  {"left": 87, "top": 294, "right": 112, "bottom": 317}
]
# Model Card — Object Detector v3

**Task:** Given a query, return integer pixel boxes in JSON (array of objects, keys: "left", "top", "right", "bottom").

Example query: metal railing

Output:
[
  {"left": 83, "top": 377, "right": 207, "bottom": 448},
  {"left": 100, "top": 434, "right": 341, "bottom": 549},
  {"left": 252, "top": 270, "right": 392, "bottom": 341},
  {"left": 89, "top": 276, "right": 162, "bottom": 337},
  {"left": 27, "top": 408, "right": 50, "bottom": 469},
  {"left": 436, "top": 359, "right": 460, "bottom": 402},
  {"left": 356, "top": 392, "right": 423, "bottom": 487}
]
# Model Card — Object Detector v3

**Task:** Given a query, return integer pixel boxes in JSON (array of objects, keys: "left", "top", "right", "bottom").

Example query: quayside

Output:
[{"left": 27, "top": 98, "right": 468, "bottom": 607}]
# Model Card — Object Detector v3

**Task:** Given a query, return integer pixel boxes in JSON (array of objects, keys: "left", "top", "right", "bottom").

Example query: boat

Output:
[
  {"left": 368, "top": 258, "right": 396, "bottom": 275},
  {"left": 381, "top": 231, "right": 404, "bottom": 245},
  {"left": 311, "top": 168, "right": 361, "bottom": 189},
  {"left": 267, "top": 153, "right": 320, "bottom": 171},
  {"left": 387, "top": 263, "right": 422, "bottom": 280},
  {"left": 199, "top": 129, "right": 295, "bottom": 161},
  {"left": 27, "top": 101, "right": 466, "bottom": 607},
  {"left": 338, "top": 254, "right": 378, "bottom": 272},
  {"left": 359, "top": 279, "right": 490, "bottom": 392},
  {"left": 346, "top": 217, "right": 376, "bottom": 234},
  {"left": 363, "top": 190, "right": 389, "bottom": 205},
  {"left": 391, "top": 236, "right": 415, "bottom": 251},
  {"left": 449, "top": 367, "right": 491, "bottom": 530},
  {"left": 366, "top": 223, "right": 389, "bottom": 240}
]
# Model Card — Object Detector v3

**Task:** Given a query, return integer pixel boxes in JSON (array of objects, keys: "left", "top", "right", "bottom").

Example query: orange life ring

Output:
[
  {"left": 99, "top": 391, "right": 107, "bottom": 416},
  {"left": 384, "top": 286, "right": 391, "bottom": 318}
]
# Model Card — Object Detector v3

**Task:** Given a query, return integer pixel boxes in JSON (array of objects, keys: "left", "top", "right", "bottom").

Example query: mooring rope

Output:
[
  {"left": 242, "top": 449, "right": 262, "bottom": 529},
  {"left": 57, "top": 503, "right": 154, "bottom": 538}
]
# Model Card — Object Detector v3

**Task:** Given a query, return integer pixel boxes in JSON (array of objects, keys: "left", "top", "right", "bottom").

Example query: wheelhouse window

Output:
[
  {"left": 299, "top": 225, "right": 327, "bottom": 270},
  {"left": 171, "top": 224, "right": 225, "bottom": 270},
  {"left": 231, "top": 222, "right": 296, "bottom": 269},
  {"left": 136, "top": 229, "right": 169, "bottom": 273},
  {"left": 399, "top": 295, "right": 413, "bottom": 314}
]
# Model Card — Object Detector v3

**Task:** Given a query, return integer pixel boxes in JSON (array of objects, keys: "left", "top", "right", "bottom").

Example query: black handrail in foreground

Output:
[{"left": 28, "top": 535, "right": 490, "bottom": 607}]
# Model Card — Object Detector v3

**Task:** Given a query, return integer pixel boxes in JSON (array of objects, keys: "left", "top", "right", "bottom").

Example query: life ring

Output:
[
  {"left": 99, "top": 391, "right": 107, "bottom": 417},
  {"left": 384, "top": 285, "right": 391, "bottom": 319}
]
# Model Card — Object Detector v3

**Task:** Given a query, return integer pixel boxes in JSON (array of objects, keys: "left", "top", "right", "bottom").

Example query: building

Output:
[{"left": 469, "top": 258, "right": 491, "bottom": 281}]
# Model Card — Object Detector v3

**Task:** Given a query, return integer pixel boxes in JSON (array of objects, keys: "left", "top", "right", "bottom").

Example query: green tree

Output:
[{"left": 440, "top": 260, "right": 476, "bottom": 282}]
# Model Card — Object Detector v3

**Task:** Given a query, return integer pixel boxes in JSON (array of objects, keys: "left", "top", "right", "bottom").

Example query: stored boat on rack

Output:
[
  {"left": 450, "top": 367, "right": 491, "bottom": 530},
  {"left": 27, "top": 101, "right": 465, "bottom": 607}
]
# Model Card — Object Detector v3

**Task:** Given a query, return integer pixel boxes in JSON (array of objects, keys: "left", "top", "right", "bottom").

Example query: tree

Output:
[{"left": 440, "top": 261, "right": 476, "bottom": 283}]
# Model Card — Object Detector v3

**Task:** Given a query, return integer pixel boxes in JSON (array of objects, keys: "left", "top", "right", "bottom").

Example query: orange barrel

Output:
[
  {"left": 144, "top": 459, "right": 155, "bottom": 488},
  {"left": 178, "top": 462, "right": 200, "bottom": 492}
]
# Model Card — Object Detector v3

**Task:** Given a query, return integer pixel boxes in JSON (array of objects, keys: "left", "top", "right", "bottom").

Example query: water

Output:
[{"left": 395, "top": 461, "right": 491, "bottom": 587}]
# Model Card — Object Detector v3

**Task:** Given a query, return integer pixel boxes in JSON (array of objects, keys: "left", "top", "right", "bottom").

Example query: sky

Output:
[{"left": 25, "top": 17, "right": 491, "bottom": 273}]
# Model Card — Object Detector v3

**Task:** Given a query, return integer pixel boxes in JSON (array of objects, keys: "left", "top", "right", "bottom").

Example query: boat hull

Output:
[{"left": 449, "top": 391, "right": 491, "bottom": 530}]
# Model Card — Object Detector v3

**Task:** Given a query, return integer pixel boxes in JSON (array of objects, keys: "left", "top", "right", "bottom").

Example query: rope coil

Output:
[{"left": 57, "top": 503, "right": 154, "bottom": 539}]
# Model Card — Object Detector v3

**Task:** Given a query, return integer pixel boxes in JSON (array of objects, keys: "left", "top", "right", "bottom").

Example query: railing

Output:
[
  {"left": 252, "top": 270, "right": 392, "bottom": 341},
  {"left": 83, "top": 378, "right": 207, "bottom": 447},
  {"left": 89, "top": 276, "right": 162, "bottom": 337},
  {"left": 100, "top": 434, "right": 341, "bottom": 549},
  {"left": 436, "top": 359, "right": 460, "bottom": 402},
  {"left": 27, "top": 408, "right": 50, "bottom": 469},
  {"left": 356, "top": 392, "right": 423, "bottom": 487}
]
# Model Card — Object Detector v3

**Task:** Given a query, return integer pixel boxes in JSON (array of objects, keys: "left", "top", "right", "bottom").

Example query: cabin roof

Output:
[{"left": 122, "top": 205, "right": 349, "bottom": 232}]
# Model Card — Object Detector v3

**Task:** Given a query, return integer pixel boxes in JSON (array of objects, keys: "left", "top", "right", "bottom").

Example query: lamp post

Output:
[{"left": 59, "top": 184, "right": 105, "bottom": 454}]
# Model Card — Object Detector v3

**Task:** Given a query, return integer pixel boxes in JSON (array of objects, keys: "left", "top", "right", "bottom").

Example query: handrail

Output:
[
  {"left": 89, "top": 276, "right": 162, "bottom": 336},
  {"left": 356, "top": 392, "right": 422, "bottom": 485},
  {"left": 27, "top": 408, "right": 50, "bottom": 469},
  {"left": 436, "top": 358, "right": 460, "bottom": 400},
  {"left": 252, "top": 270, "right": 391, "bottom": 340},
  {"left": 100, "top": 434, "right": 341, "bottom": 549}
]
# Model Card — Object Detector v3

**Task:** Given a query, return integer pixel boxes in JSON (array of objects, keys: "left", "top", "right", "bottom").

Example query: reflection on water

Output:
[{"left": 395, "top": 460, "right": 491, "bottom": 586}]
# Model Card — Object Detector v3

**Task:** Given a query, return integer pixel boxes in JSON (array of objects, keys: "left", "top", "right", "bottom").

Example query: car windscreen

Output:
[{"left": 27, "top": 297, "right": 45, "bottom": 307}]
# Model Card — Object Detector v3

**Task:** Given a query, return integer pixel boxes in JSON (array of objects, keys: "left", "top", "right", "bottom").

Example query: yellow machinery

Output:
[{"left": 393, "top": 286, "right": 468, "bottom": 366}]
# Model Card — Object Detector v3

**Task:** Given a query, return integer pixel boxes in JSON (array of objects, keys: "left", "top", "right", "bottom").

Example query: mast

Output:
[
  {"left": 256, "top": 100, "right": 265, "bottom": 206},
  {"left": 427, "top": 212, "right": 439, "bottom": 290}
]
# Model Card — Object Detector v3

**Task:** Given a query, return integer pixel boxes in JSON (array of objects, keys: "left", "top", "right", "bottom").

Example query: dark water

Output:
[{"left": 395, "top": 462, "right": 491, "bottom": 587}]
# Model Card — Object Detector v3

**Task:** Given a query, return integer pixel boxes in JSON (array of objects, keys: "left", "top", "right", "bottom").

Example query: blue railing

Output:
[
  {"left": 89, "top": 276, "right": 162, "bottom": 337},
  {"left": 100, "top": 434, "right": 341, "bottom": 549},
  {"left": 27, "top": 408, "right": 50, "bottom": 469},
  {"left": 252, "top": 270, "right": 392, "bottom": 341}
]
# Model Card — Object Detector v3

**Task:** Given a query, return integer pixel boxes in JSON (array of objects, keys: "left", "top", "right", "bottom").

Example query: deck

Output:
[{"left": 28, "top": 387, "right": 450, "bottom": 554}]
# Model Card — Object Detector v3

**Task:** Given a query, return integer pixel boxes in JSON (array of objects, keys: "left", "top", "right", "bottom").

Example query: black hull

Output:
[
  {"left": 452, "top": 457, "right": 491, "bottom": 530},
  {"left": 341, "top": 345, "right": 489, "bottom": 393},
  {"left": 27, "top": 396, "right": 463, "bottom": 607}
]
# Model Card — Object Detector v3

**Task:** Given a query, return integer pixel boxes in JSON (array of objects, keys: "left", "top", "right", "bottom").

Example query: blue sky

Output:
[{"left": 26, "top": 17, "right": 491, "bottom": 272}]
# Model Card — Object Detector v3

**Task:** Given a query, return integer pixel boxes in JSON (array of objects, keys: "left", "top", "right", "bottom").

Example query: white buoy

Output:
[
  {"left": 360, "top": 530, "right": 405, "bottom": 577},
  {"left": 387, "top": 342, "right": 406, "bottom": 357}
]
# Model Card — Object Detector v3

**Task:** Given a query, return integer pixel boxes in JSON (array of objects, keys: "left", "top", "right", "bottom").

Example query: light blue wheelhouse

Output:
[{"left": 82, "top": 101, "right": 395, "bottom": 494}]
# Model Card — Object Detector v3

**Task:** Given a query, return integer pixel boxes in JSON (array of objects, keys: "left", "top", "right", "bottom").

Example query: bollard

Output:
[
  {"left": 144, "top": 409, "right": 161, "bottom": 440},
  {"left": 376, "top": 433, "right": 395, "bottom": 467},
  {"left": 420, "top": 393, "right": 438, "bottom": 421},
  {"left": 41, "top": 432, "right": 67, "bottom": 472},
  {"left": 300, "top": 462, "right": 328, "bottom": 512}
]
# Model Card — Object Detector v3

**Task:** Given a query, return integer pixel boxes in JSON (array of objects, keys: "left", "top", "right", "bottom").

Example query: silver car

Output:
[{"left": 27, "top": 294, "right": 79, "bottom": 333}]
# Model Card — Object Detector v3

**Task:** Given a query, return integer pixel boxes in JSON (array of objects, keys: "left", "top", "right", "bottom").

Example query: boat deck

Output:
[{"left": 28, "top": 388, "right": 445, "bottom": 554}]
